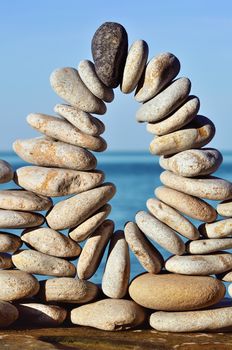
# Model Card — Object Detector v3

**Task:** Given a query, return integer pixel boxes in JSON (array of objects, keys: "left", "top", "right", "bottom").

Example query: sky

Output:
[{"left": 0, "top": 0, "right": 232, "bottom": 151}]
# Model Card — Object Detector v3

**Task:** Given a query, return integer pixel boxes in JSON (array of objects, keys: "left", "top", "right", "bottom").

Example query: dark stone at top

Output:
[{"left": 91, "top": 22, "right": 128, "bottom": 89}]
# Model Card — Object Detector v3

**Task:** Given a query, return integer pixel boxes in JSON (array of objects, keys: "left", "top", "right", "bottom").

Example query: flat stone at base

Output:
[
  {"left": 0, "top": 301, "right": 18, "bottom": 327},
  {"left": 0, "top": 160, "right": 13, "bottom": 184}
]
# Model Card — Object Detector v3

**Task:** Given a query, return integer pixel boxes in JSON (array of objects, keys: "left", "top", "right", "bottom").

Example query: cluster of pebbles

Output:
[{"left": 1, "top": 21, "right": 232, "bottom": 333}]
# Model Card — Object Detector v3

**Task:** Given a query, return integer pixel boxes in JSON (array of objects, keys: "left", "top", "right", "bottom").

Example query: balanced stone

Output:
[
  {"left": 217, "top": 200, "right": 232, "bottom": 217},
  {"left": 77, "top": 220, "right": 114, "bottom": 279},
  {"left": 15, "top": 166, "right": 104, "bottom": 197},
  {"left": 199, "top": 218, "right": 232, "bottom": 238},
  {"left": 71, "top": 299, "right": 146, "bottom": 331},
  {"left": 78, "top": 60, "right": 114, "bottom": 102},
  {"left": 165, "top": 253, "right": 232, "bottom": 275},
  {"left": 12, "top": 250, "right": 76, "bottom": 277},
  {"left": 54, "top": 104, "right": 105, "bottom": 136},
  {"left": 136, "top": 77, "right": 191, "bottom": 123},
  {"left": 0, "top": 190, "right": 52, "bottom": 211},
  {"left": 46, "top": 183, "right": 115, "bottom": 230},
  {"left": 147, "top": 96, "right": 200, "bottom": 135},
  {"left": 155, "top": 186, "right": 217, "bottom": 222},
  {"left": 187, "top": 238, "right": 232, "bottom": 254},
  {"left": 121, "top": 40, "right": 148, "bottom": 94},
  {"left": 0, "top": 160, "right": 13, "bottom": 184},
  {"left": 124, "top": 221, "right": 163, "bottom": 273},
  {"left": 39, "top": 277, "right": 98, "bottom": 303},
  {"left": 50, "top": 67, "right": 106, "bottom": 114},
  {"left": 150, "top": 115, "right": 215, "bottom": 156},
  {"left": 135, "top": 52, "right": 180, "bottom": 102},
  {"left": 0, "top": 209, "right": 44, "bottom": 228},
  {"left": 160, "top": 148, "right": 223, "bottom": 177},
  {"left": 69, "top": 204, "right": 111, "bottom": 242},
  {"left": 102, "top": 231, "right": 130, "bottom": 298},
  {"left": 27, "top": 113, "right": 107, "bottom": 152},
  {"left": 13, "top": 137, "right": 97, "bottom": 170},
  {"left": 0, "top": 301, "right": 18, "bottom": 327},
  {"left": 147, "top": 198, "right": 199, "bottom": 240},
  {"left": 22, "top": 227, "right": 81, "bottom": 258},
  {"left": 0, "top": 270, "right": 39, "bottom": 301},
  {"left": 0, "top": 253, "right": 13, "bottom": 269},
  {"left": 91, "top": 22, "right": 128, "bottom": 88},
  {"left": 0, "top": 232, "right": 22, "bottom": 252},
  {"left": 129, "top": 273, "right": 225, "bottom": 311},
  {"left": 160, "top": 171, "right": 232, "bottom": 200},
  {"left": 135, "top": 211, "right": 185, "bottom": 255}
]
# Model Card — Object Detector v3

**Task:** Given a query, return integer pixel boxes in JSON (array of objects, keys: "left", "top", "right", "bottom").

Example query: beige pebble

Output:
[
  {"left": 71, "top": 299, "right": 146, "bottom": 331},
  {"left": 13, "top": 137, "right": 97, "bottom": 171},
  {"left": 0, "top": 190, "right": 52, "bottom": 211},
  {"left": 22, "top": 227, "right": 81, "bottom": 258},
  {"left": 136, "top": 77, "right": 190, "bottom": 123},
  {"left": 150, "top": 307, "right": 232, "bottom": 332},
  {"left": 77, "top": 220, "right": 114, "bottom": 279},
  {"left": 135, "top": 211, "right": 185, "bottom": 255},
  {"left": 217, "top": 200, "right": 232, "bottom": 217},
  {"left": 0, "top": 301, "right": 18, "bottom": 327},
  {"left": 69, "top": 204, "right": 111, "bottom": 242},
  {"left": 54, "top": 104, "right": 105, "bottom": 136},
  {"left": 12, "top": 249, "right": 76, "bottom": 277},
  {"left": 121, "top": 40, "right": 148, "bottom": 94},
  {"left": 218, "top": 271, "right": 232, "bottom": 282},
  {"left": 124, "top": 221, "right": 163, "bottom": 273},
  {"left": 155, "top": 186, "right": 217, "bottom": 222},
  {"left": 129, "top": 273, "right": 225, "bottom": 311},
  {"left": 147, "top": 198, "right": 199, "bottom": 240},
  {"left": 135, "top": 52, "right": 180, "bottom": 103},
  {"left": 187, "top": 238, "right": 232, "bottom": 254},
  {"left": 165, "top": 253, "right": 232, "bottom": 275},
  {"left": 0, "top": 232, "right": 22, "bottom": 252},
  {"left": 78, "top": 60, "right": 114, "bottom": 102},
  {"left": 147, "top": 96, "right": 199, "bottom": 135},
  {"left": 102, "top": 231, "right": 130, "bottom": 298},
  {"left": 50, "top": 67, "right": 106, "bottom": 114},
  {"left": 27, "top": 113, "right": 106, "bottom": 152},
  {"left": 160, "top": 148, "right": 223, "bottom": 177},
  {"left": 150, "top": 115, "right": 215, "bottom": 156},
  {"left": 0, "top": 253, "right": 13, "bottom": 269},
  {"left": 17, "top": 303, "right": 67, "bottom": 326},
  {"left": 199, "top": 218, "right": 232, "bottom": 238},
  {"left": 46, "top": 183, "right": 115, "bottom": 230},
  {"left": 39, "top": 277, "right": 98, "bottom": 303},
  {"left": 0, "top": 160, "right": 13, "bottom": 184},
  {"left": 160, "top": 170, "right": 232, "bottom": 201},
  {"left": 0, "top": 209, "right": 44, "bottom": 229},
  {"left": 0, "top": 270, "right": 39, "bottom": 301},
  {"left": 15, "top": 166, "right": 104, "bottom": 197}
]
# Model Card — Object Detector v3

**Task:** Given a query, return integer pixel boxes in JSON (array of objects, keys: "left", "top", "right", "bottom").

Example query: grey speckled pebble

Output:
[{"left": 0, "top": 160, "right": 13, "bottom": 184}]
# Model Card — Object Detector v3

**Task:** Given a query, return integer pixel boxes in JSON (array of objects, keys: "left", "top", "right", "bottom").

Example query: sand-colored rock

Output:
[
  {"left": 217, "top": 200, "right": 232, "bottom": 217},
  {"left": 77, "top": 220, "right": 114, "bottom": 279},
  {"left": 69, "top": 204, "right": 111, "bottom": 242},
  {"left": 121, "top": 40, "right": 148, "bottom": 94},
  {"left": 0, "top": 253, "right": 13, "bottom": 269},
  {"left": 155, "top": 186, "right": 217, "bottom": 222},
  {"left": 39, "top": 277, "right": 98, "bottom": 304},
  {"left": 0, "top": 160, "right": 13, "bottom": 184},
  {"left": 129, "top": 273, "right": 225, "bottom": 311},
  {"left": 0, "top": 301, "right": 18, "bottom": 327},
  {"left": 12, "top": 250, "right": 76, "bottom": 277},
  {"left": 13, "top": 137, "right": 97, "bottom": 170},
  {"left": 102, "top": 231, "right": 130, "bottom": 298},
  {"left": 0, "top": 190, "right": 52, "bottom": 211},
  {"left": 0, "top": 209, "right": 44, "bottom": 229},
  {"left": 135, "top": 53, "right": 180, "bottom": 103},
  {"left": 135, "top": 211, "right": 185, "bottom": 255},
  {"left": 22, "top": 227, "right": 81, "bottom": 258},
  {"left": 71, "top": 299, "right": 146, "bottom": 331},
  {"left": 165, "top": 253, "right": 232, "bottom": 275},
  {"left": 218, "top": 271, "right": 232, "bottom": 282},
  {"left": 0, "top": 270, "right": 39, "bottom": 301},
  {"left": 78, "top": 60, "right": 114, "bottom": 102},
  {"left": 50, "top": 67, "right": 106, "bottom": 114},
  {"left": 199, "top": 218, "right": 232, "bottom": 238},
  {"left": 15, "top": 166, "right": 104, "bottom": 197},
  {"left": 46, "top": 183, "right": 115, "bottom": 230},
  {"left": 0, "top": 232, "right": 22, "bottom": 252},
  {"left": 147, "top": 96, "right": 199, "bottom": 135},
  {"left": 147, "top": 198, "right": 199, "bottom": 240},
  {"left": 124, "top": 221, "right": 163, "bottom": 273},
  {"left": 187, "top": 238, "right": 232, "bottom": 254},
  {"left": 160, "top": 148, "right": 223, "bottom": 177}
]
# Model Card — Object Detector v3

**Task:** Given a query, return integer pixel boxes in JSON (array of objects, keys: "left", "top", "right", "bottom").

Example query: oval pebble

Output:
[
  {"left": 199, "top": 218, "right": 232, "bottom": 238},
  {"left": 187, "top": 238, "right": 232, "bottom": 254},
  {"left": 0, "top": 209, "right": 44, "bottom": 229},
  {"left": 0, "top": 232, "right": 22, "bottom": 253},
  {"left": 0, "top": 160, "right": 13, "bottom": 184},
  {"left": 0, "top": 301, "right": 18, "bottom": 327},
  {"left": 0, "top": 253, "right": 13, "bottom": 269},
  {"left": 0, "top": 190, "right": 52, "bottom": 211},
  {"left": 217, "top": 200, "right": 232, "bottom": 217}
]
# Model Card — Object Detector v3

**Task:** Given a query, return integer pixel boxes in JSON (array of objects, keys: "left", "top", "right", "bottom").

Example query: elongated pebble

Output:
[
  {"left": 147, "top": 198, "right": 199, "bottom": 240},
  {"left": 135, "top": 211, "right": 185, "bottom": 255},
  {"left": 12, "top": 250, "right": 76, "bottom": 277},
  {"left": 155, "top": 186, "right": 217, "bottom": 222},
  {"left": 124, "top": 221, "right": 163, "bottom": 273},
  {"left": 46, "top": 183, "right": 115, "bottom": 230},
  {"left": 121, "top": 40, "right": 148, "bottom": 94},
  {"left": 0, "top": 209, "right": 44, "bottom": 228},
  {"left": 50, "top": 67, "right": 106, "bottom": 114},
  {"left": 0, "top": 160, "right": 13, "bottom": 184},
  {"left": 13, "top": 137, "right": 97, "bottom": 170},
  {"left": 217, "top": 200, "right": 232, "bottom": 217},
  {"left": 0, "top": 301, "right": 18, "bottom": 327},
  {"left": 69, "top": 204, "right": 111, "bottom": 242},
  {"left": 0, "top": 190, "right": 52, "bottom": 211},
  {"left": 187, "top": 238, "right": 232, "bottom": 254},
  {"left": 0, "top": 232, "right": 22, "bottom": 252},
  {"left": 0, "top": 253, "right": 13, "bottom": 269},
  {"left": 199, "top": 218, "right": 232, "bottom": 238}
]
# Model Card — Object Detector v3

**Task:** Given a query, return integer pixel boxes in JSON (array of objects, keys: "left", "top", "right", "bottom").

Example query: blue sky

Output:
[{"left": 0, "top": 0, "right": 232, "bottom": 151}]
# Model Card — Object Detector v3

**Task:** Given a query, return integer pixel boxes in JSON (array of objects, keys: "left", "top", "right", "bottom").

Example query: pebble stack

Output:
[{"left": 0, "top": 21, "right": 232, "bottom": 333}]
